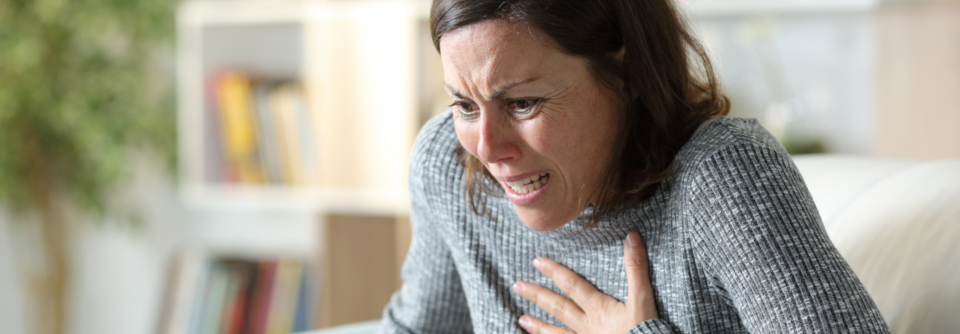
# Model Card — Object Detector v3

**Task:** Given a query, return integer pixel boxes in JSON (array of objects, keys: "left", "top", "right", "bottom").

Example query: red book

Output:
[
  {"left": 245, "top": 261, "right": 277, "bottom": 334},
  {"left": 227, "top": 262, "right": 256, "bottom": 334}
]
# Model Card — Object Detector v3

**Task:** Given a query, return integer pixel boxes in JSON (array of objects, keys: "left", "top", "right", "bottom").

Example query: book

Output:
[
  {"left": 291, "top": 267, "right": 314, "bottom": 332},
  {"left": 219, "top": 260, "right": 257, "bottom": 334},
  {"left": 217, "top": 265, "right": 242, "bottom": 334},
  {"left": 253, "top": 83, "right": 283, "bottom": 184},
  {"left": 158, "top": 251, "right": 207, "bottom": 334},
  {"left": 213, "top": 72, "right": 265, "bottom": 184},
  {"left": 264, "top": 259, "right": 303, "bottom": 334},
  {"left": 196, "top": 263, "right": 231, "bottom": 334},
  {"left": 160, "top": 254, "right": 316, "bottom": 334},
  {"left": 247, "top": 260, "right": 277, "bottom": 334},
  {"left": 290, "top": 83, "right": 317, "bottom": 185},
  {"left": 270, "top": 83, "right": 304, "bottom": 185},
  {"left": 204, "top": 74, "right": 229, "bottom": 183},
  {"left": 204, "top": 71, "right": 317, "bottom": 185}
]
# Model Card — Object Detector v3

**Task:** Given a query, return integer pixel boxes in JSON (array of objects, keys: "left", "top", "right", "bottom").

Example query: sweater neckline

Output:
[{"left": 506, "top": 117, "right": 726, "bottom": 238}]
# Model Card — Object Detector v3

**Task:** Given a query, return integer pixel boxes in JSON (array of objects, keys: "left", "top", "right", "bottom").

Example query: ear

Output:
[{"left": 615, "top": 47, "right": 626, "bottom": 64}]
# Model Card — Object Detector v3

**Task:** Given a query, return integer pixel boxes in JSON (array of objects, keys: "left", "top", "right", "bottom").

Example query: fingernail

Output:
[
  {"left": 533, "top": 257, "right": 543, "bottom": 269},
  {"left": 518, "top": 316, "right": 531, "bottom": 328},
  {"left": 512, "top": 282, "right": 525, "bottom": 294},
  {"left": 627, "top": 231, "right": 640, "bottom": 247}
]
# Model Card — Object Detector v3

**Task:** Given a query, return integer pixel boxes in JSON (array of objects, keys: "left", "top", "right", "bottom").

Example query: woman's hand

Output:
[{"left": 512, "top": 231, "right": 659, "bottom": 334}]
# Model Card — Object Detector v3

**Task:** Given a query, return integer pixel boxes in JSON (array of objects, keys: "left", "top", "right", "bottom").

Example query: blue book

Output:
[{"left": 291, "top": 266, "right": 313, "bottom": 332}]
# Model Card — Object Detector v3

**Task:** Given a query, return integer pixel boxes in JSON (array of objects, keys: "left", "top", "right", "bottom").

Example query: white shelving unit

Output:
[
  {"left": 177, "top": 0, "right": 430, "bottom": 214},
  {"left": 172, "top": 0, "right": 436, "bottom": 331}
]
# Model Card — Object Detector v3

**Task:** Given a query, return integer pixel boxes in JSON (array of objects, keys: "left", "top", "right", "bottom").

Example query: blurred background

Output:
[{"left": 0, "top": 0, "right": 957, "bottom": 334}]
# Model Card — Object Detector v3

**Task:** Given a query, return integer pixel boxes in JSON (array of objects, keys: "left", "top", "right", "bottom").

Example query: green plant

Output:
[{"left": 0, "top": 1, "right": 176, "bottom": 334}]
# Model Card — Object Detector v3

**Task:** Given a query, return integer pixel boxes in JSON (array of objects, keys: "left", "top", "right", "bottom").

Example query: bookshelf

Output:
[
  {"left": 171, "top": 0, "right": 437, "bottom": 332},
  {"left": 177, "top": 0, "right": 432, "bottom": 197}
]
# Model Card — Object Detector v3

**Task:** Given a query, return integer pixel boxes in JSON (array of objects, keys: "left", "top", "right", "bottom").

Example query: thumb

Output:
[{"left": 624, "top": 231, "right": 658, "bottom": 321}]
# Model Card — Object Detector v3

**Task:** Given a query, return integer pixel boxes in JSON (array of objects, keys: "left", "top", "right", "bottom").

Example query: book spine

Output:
[
  {"left": 197, "top": 263, "right": 230, "bottom": 334},
  {"left": 271, "top": 84, "right": 304, "bottom": 185},
  {"left": 254, "top": 83, "right": 282, "bottom": 184},
  {"left": 217, "top": 266, "right": 241, "bottom": 334},
  {"left": 290, "top": 83, "right": 318, "bottom": 185},
  {"left": 247, "top": 260, "right": 277, "bottom": 334},
  {"left": 214, "top": 72, "right": 265, "bottom": 184},
  {"left": 291, "top": 266, "right": 313, "bottom": 332}
]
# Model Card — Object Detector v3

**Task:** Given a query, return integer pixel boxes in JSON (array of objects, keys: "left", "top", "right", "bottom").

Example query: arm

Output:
[
  {"left": 378, "top": 197, "right": 473, "bottom": 333},
  {"left": 690, "top": 142, "right": 890, "bottom": 333},
  {"left": 378, "top": 113, "right": 473, "bottom": 334}
]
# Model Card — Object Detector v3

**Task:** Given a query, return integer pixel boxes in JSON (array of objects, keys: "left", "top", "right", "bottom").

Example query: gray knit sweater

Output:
[{"left": 379, "top": 111, "right": 890, "bottom": 333}]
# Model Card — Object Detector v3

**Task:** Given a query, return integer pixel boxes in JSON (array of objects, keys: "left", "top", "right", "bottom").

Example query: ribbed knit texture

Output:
[{"left": 379, "top": 111, "right": 890, "bottom": 334}]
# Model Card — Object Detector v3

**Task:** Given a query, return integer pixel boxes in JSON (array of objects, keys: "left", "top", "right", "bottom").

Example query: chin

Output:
[{"left": 514, "top": 205, "right": 576, "bottom": 231}]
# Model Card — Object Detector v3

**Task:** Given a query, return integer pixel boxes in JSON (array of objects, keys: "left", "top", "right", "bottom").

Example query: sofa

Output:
[{"left": 302, "top": 154, "right": 960, "bottom": 334}]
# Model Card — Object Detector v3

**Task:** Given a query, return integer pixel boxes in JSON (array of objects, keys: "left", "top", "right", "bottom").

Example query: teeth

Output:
[
  {"left": 526, "top": 174, "right": 541, "bottom": 185},
  {"left": 505, "top": 174, "right": 549, "bottom": 194}
]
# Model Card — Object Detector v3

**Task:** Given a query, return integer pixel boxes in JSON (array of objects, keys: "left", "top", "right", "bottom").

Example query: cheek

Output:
[
  {"left": 453, "top": 121, "right": 480, "bottom": 156},
  {"left": 517, "top": 115, "right": 583, "bottom": 172},
  {"left": 523, "top": 98, "right": 618, "bottom": 178}
]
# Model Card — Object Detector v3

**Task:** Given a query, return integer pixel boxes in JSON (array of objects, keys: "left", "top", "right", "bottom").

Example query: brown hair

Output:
[{"left": 432, "top": 0, "right": 729, "bottom": 227}]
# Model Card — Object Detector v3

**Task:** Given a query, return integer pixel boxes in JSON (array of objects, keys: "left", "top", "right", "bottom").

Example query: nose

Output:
[{"left": 475, "top": 110, "right": 521, "bottom": 164}]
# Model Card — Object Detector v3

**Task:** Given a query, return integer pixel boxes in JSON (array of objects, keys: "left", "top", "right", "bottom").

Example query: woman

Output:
[{"left": 380, "top": 0, "right": 890, "bottom": 333}]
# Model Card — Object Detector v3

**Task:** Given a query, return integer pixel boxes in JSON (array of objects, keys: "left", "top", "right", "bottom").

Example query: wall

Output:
[
  {"left": 0, "top": 156, "right": 181, "bottom": 334},
  {"left": 694, "top": 10, "right": 877, "bottom": 154},
  {"left": 0, "top": 213, "right": 28, "bottom": 334},
  {"left": 874, "top": 0, "right": 960, "bottom": 158}
]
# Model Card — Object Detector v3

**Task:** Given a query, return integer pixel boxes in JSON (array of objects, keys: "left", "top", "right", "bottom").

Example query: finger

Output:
[
  {"left": 624, "top": 231, "right": 658, "bottom": 320},
  {"left": 533, "top": 257, "right": 611, "bottom": 310},
  {"left": 513, "top": 281, "right": 585, "bottom": 328},
  {"left": 517, "top": 315, "right": 576, "bottom": 334}
]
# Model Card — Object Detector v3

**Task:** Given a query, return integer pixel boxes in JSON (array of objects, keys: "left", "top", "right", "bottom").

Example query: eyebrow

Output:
[{"left": 444, "top": 77, "right": 540, "bottom": 101}]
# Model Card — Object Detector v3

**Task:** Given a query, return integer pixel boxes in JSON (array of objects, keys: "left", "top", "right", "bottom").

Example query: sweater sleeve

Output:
[
  {"left": 627, "top": 319, "right": 678, "bottom": 333},
  {"left": 688, "top": 142, "right": 890, "bottom": 333},
  {"left": 378, "top": 113, "right": 473, "bottom": 334}
]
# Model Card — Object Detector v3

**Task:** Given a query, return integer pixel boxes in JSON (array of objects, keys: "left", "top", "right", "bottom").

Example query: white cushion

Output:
[{"left": 795, "top": 155, "right": 960, "bottom": 333}]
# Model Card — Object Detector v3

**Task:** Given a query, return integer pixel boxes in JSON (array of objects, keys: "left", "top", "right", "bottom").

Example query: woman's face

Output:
[{"left": 440, "top": 20, "right": 621, "bottom": 231}]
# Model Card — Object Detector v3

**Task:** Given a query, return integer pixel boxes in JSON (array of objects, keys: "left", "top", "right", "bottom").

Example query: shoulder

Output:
[
  {"left": 670, "top": 120, "right": 887, "bottom": 333},
  {"left": 673, "top": 117, "right": 821, "bottom": 245},
  {"left": 673, "top": 117, "right": 799, "bottom": 187},
  {"left": 409, "top": 110, "right": 464, "bottom": 201},
  {"left": 411, "top": 110, "right": 459, "bottom": 166},
  {"left": 673, "top": 117, "right": 815, "bottom": 223},
  {"left": 674, "top": 117, "right": 788, "bottom": 168}
]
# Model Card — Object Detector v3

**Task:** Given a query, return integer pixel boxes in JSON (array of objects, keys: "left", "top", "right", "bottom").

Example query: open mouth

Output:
[{"left": 504, "top": 173, "right": 549, "bottom": 194}]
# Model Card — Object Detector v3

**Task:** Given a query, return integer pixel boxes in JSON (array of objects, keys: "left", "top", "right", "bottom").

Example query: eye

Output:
[
  {"left": 450, "top": 101, "right": 479, "bottom": 120},
  {"left": 508, "top": 98, "right": 541, "bottom": 118}
]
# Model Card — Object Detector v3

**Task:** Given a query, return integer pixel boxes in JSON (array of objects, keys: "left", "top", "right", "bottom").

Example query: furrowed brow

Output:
[
  {"left": 490, "top": 77, "right": 539, "bottom": 100},
  {"left": 444, "top": 84, "right": 467, "bottom": 100},
  {"left": 444, "top": 77, "right": 540, "bottom": 101}
]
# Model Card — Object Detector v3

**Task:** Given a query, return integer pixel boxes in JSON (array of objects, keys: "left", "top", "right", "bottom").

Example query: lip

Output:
[{"left": 499, "top": 172, "right": 551, "bottom": 206}]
